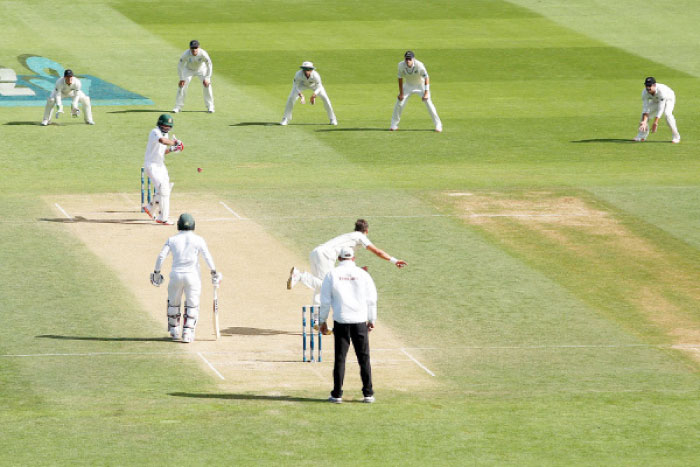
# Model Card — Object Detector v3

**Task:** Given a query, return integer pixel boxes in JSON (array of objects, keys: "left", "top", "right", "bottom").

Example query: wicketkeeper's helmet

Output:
[
  {"left": 177, "top": 213, "right": 195, "bottom": 231},
  {"left": 157, "top": 113, "right": 174, "bottom": 131}
]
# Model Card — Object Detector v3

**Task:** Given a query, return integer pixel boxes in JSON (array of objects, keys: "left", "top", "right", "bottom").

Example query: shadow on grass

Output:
[
  {"left": 223, "top": 326, "right": 296, "bottom": 336},
  {"left": 170, "top": 392, "right": 327, "bottom": 403},
  {"left": 4, "top": 121, "right": 44, "bottom": 126},
  {"left": 39, "top": 216, "right": 154, "bottom": 225},
  {"left": 37, "top": 334, "right": 171, "bottom": 342},
  {"left": 230, "top": 121, "right": 280, "bottom": 126},
  {"left": 571, "top": 138, "right": 669, "bottom": 144},
  {"left": 107, "top": 109, "right": 208, "bottom": 114},
  {"left": 315, "top": 127, "right": 434, "bottom": 132}
]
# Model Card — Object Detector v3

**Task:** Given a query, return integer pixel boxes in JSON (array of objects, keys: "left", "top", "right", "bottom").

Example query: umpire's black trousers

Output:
[{"left": 331, "top": 321, "right": 373, "bottom": 398}]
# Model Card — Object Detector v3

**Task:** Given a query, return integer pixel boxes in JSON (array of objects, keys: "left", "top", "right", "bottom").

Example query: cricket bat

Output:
[{"left": 213, "top": 285, "right": 220, "bottom": 340}]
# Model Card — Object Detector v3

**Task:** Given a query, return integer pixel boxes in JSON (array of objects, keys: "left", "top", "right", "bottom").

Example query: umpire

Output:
[{"left": 319, "top": 246, "right": 378, "bottom": 404}]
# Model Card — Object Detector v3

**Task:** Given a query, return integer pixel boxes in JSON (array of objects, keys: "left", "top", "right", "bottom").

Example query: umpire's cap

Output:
[
  {"left": 644, "top": 76, "right": 656, "bottom": 86},
  {"left": 64, "top": 69, "right": 73, "bottom": 77},
  {"left": 338, "top": 246, "right": 354, "bottom": 260},
  {"left": 189, "top": 39, "right": 200, "bottom": 49},
  {"left": 177, "top": 213, "right": 195, "bottom": 231}
]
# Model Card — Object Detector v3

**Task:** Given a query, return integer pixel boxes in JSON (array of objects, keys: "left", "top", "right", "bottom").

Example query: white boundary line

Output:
[
  {"left": 400, "top": 348, "right": 436, "bottom": 377},
  {"left": 54, "top": 203, "right": 73, "bottom": 220},
  {"left": 219, "top": 201, "right": 246, "bottom": 220},
  {"left": 197, "top": 352, "right": 225, "bottom": 380}
]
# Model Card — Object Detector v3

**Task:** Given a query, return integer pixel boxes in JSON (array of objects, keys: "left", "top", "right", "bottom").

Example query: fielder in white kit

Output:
[
  {"left": 390, "top": 51, "right": 442, "bottom": 132},
  {"left": 287, "top": 219, "right": 406, "bottom": 305},
  {"left": 173, "top": 40, "right": 214, "bottom": 113},
  {"left": 151, "top": 213, "right": 222, "bottom": 343},
  {"left": 635, "top": 76, "right": 680, "bottom": 143},
  {"left": 41, "top": 69, "right": 94, "bottom": 126},
  {"left": 143, "top": 114, "right": 184, "bottom": 225},
  {"left": 280, "top": 61, "right": 337, "bottom": 126}
]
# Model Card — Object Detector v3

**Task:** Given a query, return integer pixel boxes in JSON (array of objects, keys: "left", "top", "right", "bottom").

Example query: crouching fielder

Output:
[
  {"left": 41, "top": 69, "right": 94, "bottom": 126},
  {"left": 280, "top": 61, "right": 337, "bottom": 126},
  {"left": 635, "top": 76, "right": 680, "bottom": 143},
  {"left": 150, "top": 213, "right": 222, "bottom": 343}
]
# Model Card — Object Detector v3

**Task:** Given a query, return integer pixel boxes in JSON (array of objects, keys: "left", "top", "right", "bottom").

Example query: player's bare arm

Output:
[
  {"left": 422, "top": 77, "right": 430, "bottom": 101},
  {"left": 397, "top": 78, "right": 404, "bottom": 100},
  {"left": 366, "top": 244, "right": 407, "bottom": 268},
  {"left": 639, "top": 113, "right": 649, "bottom": 132}
]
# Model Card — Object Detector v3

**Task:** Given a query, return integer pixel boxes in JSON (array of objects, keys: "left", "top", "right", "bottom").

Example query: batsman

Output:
[{"left": 150, "top": 213, "right": 222, "bottom": 343}]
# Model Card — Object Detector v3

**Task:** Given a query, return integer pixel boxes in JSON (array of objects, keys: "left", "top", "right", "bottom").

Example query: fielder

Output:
[
  {"left": 635, "top": 77, "right": 680, "bottom": 143},
  {"left": 390, "top": 51, "right": 442, "bottom": 132},
  {"left": 287, "top": 219, "right": 406, "bottom": 305},
  {"left": 151, "top": 213, "right": 222, "bottom": 343},
  {"left": 143, "top": 114, "right": 184, "bottom": 225},
  {"left": 173, "top": 40, "right": 214, "bottom": 113},
  {"left": 40, "top": 69, "right": 94, "bottom": 126},
  {"left": 280, "top": 61, "right": 337, "bottom": 126}
]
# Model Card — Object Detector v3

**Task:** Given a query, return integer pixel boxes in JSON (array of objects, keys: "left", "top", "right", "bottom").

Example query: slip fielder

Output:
[
  {"left": 635, "top": 76, "right": 680, "bottom": 143},
  {"left": 280, "top": 61, "right": 337, "bottom": 126},
  {"left": 173, "top": 40, "right": 214, "bottom": 113},
  {"left": 390, "top": 51, "right": 442, "bottom": 132}
]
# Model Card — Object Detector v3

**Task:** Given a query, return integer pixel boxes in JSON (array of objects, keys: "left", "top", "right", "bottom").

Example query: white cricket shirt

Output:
[
  {"left": 178, "top": 48, "right": 213, "bottom": 79},
  {"left": 155, "top": 231, "right": 216, "bottom": 274},
  {"left": 318, "top": 231, "right": 373, "bottom": 258},
  {"left": 292, "top": 70, "right": 324, "bottom": 93},
  {"left": 143, "top": 127, "right": 168, "bottom": 166},
  {"left": 397, "top": 58, "right": 429, "bottom": 87},
  {"left": 52, "top": 77, "right": 82, "bottom": 98},
  {"left": 319, "top": 260, "right": 378, "bottom": 324},
  {"left": 642, "top": 83, "right": 675, "bottom": 118}
]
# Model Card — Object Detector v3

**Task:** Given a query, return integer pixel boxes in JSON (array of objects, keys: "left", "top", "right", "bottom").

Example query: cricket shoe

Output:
[
  {"left": 172, "top": 108, "right": 180, "bottom": 113},
  {"left": 330, "top": 119, "right": 338, "bottom": 126},
  {"left": 86, "top": 120, "right": 95, "bottom": 125},
  {"left": 182, "top": 329, "right": 194, "bottom": 343},
  {"left": 328, "top": 395, "right": 342, "bottom": 404},
  {"left": 287, "top": 267, "right": 301, "bottom": 290},
  {"left": 40, "top": 120, "right": 49, "bottom": 126},
  {"left": 143, "top": 203, "right": 156, "bottom": 219},
  {"left": 156, "top": 218, "right": 174, "bottom": 225},
  {"left": 363, "top": 396, "right": 375, "bottom": 404},
  {"left": 672, "top": 135, "right": 681, "bottom": 144},
  {"left": 280, "top": 118, "right": 288, "bottom": 126},
  {"left": 435, "top": 126, "right": 443, "bottom": 133},
  {"left": 168, "top": 327, "right": 180, "bottom": 341},
  {"left": 389, "top": 127, "right": 398, "bottom": 131},
  {"left": 207, "top": 108, "right": 215, "bottom": 113}
]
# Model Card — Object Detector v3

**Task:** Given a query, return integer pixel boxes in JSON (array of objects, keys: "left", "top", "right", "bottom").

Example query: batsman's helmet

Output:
[
  {"left": 157, "top": 113, "right": 174, "bottom": 131},
  {"left": 64, "top": 69, "right": 74, "bottom": 77},
  {"left": 177, "top": 213, "right": 195, "bottom": 231}
]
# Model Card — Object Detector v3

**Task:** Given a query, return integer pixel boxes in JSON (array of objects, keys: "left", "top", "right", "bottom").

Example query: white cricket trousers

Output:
[
  {"left": 42, "top": 90, "right": 93, "bottom": 123},
  {"left": 283, "top": 86, "right": 336, "bottom": 123},
  {"left": 168, "top": 271, "right": 202, "bottom": 308},
  {"left": 174, "top": 70, "right": 214, "bottom": 111},
  {"left": 638, "top": 98, "right": 680, "bottom": 140},
  {"left": 391, "top": 84, "right": 442, "bottom": 130},
  {"left": 145, "top": 162, "right": 171, "bottom": 221},
  {"left": 299, "top": 246, "right": 336, "bottom": 305}
]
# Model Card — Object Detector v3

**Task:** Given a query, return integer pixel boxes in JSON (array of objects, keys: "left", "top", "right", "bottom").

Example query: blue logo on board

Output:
[{"left": 0, "top": 55, "right": 153, "bottom": 107}]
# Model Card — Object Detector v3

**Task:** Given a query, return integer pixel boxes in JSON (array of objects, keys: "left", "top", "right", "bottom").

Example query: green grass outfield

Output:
[{"left": 1, "top": 0, "right": 699, "bottom": 464}]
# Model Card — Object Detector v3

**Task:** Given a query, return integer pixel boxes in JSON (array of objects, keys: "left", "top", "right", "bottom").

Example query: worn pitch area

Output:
[
  {"left": 45, "top": 193, "right": 437, "bottom": 395},
  {"left": 444, "top": 190, "right": 700, "bottom": 365}
]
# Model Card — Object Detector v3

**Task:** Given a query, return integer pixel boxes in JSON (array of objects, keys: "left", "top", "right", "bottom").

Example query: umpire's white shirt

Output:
[
  {"left": 642, "top": 83, "right": 675, "bottom": 118},
  {"left": 52, "top": 77, "right": 82, "bottom": 98},
  {"left": 155, "top": 231, "right": 216, "bottom": 274},
  {"left": 398, "top": 59, "right": 429, "bottom": 88},
  {"left": 144, "top": 127, "right": 168, "bottom": 166},
  {"left": 178, "top": 49, "right": 213, "bottom": 79},
  {"left": 320, "top": 260, "right": 377, "bottom": 324},
  {"left": 292, "top": 70, "right": 324, "bottom": 93}
]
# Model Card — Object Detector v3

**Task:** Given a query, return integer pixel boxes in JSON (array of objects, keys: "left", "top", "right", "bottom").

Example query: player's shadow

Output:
[
  {"left": 37, "top": 334, "right": 171, "bottom": 342},
  {"left": 230, "top": 122, "right": 280, "bottom": 126},
  {"left": 107, "top": 109, "right": 187, "bottom": 114},
  {"left": 315, "top": 127, "right": 434, "bottom": 132},
  {"left": 571, "top": 138, "right": 668, "bottom": 144},
  {"left": 4, "top": 121, "right": 45, "bottom": 126},
  {"left": 39, "top": 216, "right": 155, "bottom": 225},
  {"left": 170, "top": 392, "right": 327, "bottom": 403},
  {"left": 223, "top": 327, "right": 295, "bottom": 336}
]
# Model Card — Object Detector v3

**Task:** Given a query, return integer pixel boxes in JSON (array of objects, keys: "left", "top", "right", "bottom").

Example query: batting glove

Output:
[
  {"left": 150, "top": 271, "right": 164, "bottom": 287},
  {"left": 211, "top": 270, "right": 223, "bottom": 286}
]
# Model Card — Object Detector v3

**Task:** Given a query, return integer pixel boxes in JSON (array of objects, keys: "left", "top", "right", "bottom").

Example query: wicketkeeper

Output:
[{"left": 150, "top": 213, "right": 222, "bottom": 343}]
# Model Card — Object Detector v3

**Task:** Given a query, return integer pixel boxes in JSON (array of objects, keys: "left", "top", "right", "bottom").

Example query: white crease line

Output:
[
  {"left": 219, "top": 201, "right": 247, "bottom": 220},
  {"left": 54, "top": 203, "right": 73, "bottom": 220},
  {"left": 401, "top": 348, "right": 436, "bottom": 377},
  {"left": 197, "top": 352, "right": 225, "bottom": 380}
]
